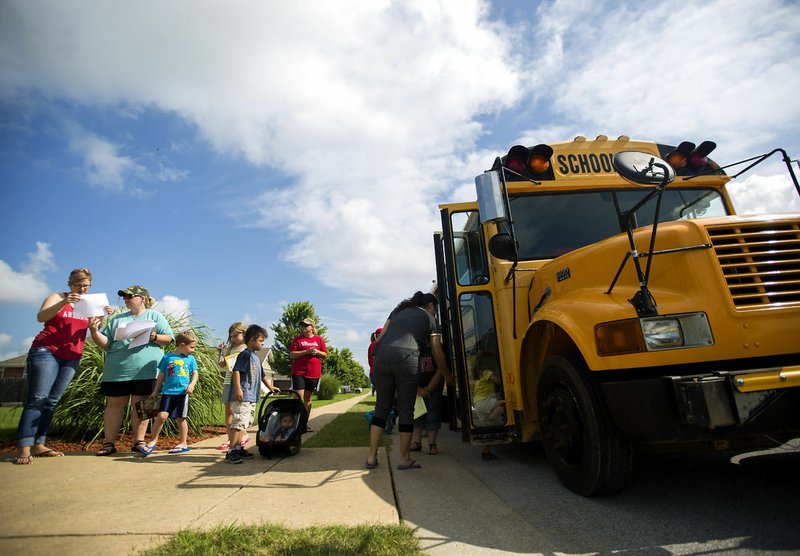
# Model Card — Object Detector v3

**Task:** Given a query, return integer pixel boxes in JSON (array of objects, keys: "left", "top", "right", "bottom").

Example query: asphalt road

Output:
[{"left": 395, "top": 429, "right": 800, "bottom": 555}]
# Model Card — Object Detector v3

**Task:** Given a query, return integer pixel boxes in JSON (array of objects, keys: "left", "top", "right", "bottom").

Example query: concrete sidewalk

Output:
[
  {"left": 0, "top": 393, "right": 540, "bottom": 555},
  {"left": 0, "top": 393, "right": 398, "bottom": 555}
]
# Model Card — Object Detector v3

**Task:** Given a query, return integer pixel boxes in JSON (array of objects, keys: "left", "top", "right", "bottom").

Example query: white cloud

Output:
[
  {"left": 0, "top": 243, "right": 54, "bottom": 303},
  {"left": 0, "top": 1, "right": 523, "bottom": 308},
  {"left": 728, "top": 173, "right": 800, "bottom": 215},
  {"left": 0, "top": 334, "right": 33, "bottom": 360},
  {"left": 69, "top": 132, "right": 142, "bottom": 192},
  {"left": 2, "top": 0, "right": 798, "bottom": 328},
  {"left": 156, "top": 295, "right": 191, "bottom": 320},
  {"left": 19, "top": 241, "right": 57, "bottom": 276},
  {"left": 532, "top": 0, "right": 800, "bottom": 162},
  {"left": 66, "top": 126, "right": 186, "bottom": 193}
]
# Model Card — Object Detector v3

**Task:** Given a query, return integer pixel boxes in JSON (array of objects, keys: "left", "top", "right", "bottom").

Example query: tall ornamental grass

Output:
[
  {"left": 51, "top": 312, "right": 223, "bottom": 442},
  {"left": 316, "top": 373, "right": 341, "bottom": 400}
]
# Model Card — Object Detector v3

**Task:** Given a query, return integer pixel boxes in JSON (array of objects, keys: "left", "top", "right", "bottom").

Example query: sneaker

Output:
[
  {"left": 234, "top": 448, "right": 254, "bottom": 459},
  {"left": 224, "top": 451, "right": 242, "bottom": 464}
]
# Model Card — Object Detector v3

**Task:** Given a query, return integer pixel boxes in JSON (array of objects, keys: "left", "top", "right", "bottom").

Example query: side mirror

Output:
[
  {"left": 488, "top": 233, "right": 517, "bottom": 261},
  {"left": 614, "top": 151, "right": 675, "bottom": 187},
  {"left": 475, "top": 170, "right": 507, "bottom": 223}
]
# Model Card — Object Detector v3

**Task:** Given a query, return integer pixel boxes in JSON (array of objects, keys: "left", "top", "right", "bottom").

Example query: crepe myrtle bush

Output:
[{"left": 50, "top": 311, "right": 223, "bottom": 442}]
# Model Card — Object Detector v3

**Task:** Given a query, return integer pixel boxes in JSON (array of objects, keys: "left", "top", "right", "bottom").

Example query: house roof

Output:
[
  {"left": 255, "top": 347, "right": 273, "bottom": 371},
  {"left": 0, "top": 354, "right": 27, "bottom": 367}
]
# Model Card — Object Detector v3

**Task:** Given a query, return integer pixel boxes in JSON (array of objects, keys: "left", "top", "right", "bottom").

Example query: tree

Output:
[
  {"left": 324, "top": 346, "right": 369, "bottom": 388},
  {"left": 270, "top": 301, "right": 327, "bottom": 376}
]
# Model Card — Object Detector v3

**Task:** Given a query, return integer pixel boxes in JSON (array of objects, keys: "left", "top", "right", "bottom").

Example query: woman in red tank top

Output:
[{"left": 14, "top": 268, "right": 108, "bottom": 465}]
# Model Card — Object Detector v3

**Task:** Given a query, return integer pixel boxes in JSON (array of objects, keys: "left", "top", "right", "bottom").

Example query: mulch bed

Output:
[{"left": 0, "top": 425, "right": 228, "bottom": 453}]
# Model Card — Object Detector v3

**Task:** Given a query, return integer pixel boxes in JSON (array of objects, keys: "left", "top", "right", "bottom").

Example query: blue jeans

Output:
[{"left": 17, "top": 347, "right": 79, "bottom": 447}]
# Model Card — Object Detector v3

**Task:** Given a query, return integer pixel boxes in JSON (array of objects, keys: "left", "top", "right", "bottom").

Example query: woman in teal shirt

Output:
[{"left": 89, "top": 285, "right": 173, "bottom": 456}]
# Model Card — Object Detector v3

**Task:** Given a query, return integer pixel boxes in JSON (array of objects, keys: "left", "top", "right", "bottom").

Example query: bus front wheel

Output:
[{"left": 537, "top": 354, "right": 634, "bottom": 496}]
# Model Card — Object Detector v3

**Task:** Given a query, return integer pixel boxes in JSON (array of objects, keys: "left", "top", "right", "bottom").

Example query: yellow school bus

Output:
[{"left": 434, "top": 135, "right": 800, "bottom": 496}]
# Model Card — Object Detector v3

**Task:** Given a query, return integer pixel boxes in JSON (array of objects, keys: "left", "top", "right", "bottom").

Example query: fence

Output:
[{"left": 0, "top": 378, "right": 26, "bottom": 404}]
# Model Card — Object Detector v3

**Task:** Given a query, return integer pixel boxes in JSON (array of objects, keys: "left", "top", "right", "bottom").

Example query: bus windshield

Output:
[{"left": 507, "top": 188, "right": 726, "bottom": 260}]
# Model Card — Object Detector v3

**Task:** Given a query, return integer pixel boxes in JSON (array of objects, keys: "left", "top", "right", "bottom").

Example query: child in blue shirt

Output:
[
  {"left": 144, "top": 330, "right": 199, "bottom": 455},
  {"left": 225, "top": 324, "right": 280, "bottom": 464}
]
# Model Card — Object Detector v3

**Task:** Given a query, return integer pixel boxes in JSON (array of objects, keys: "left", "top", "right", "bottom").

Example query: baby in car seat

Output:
[{"left": 265, "top": 413, "right": 296, "bottom": 442}]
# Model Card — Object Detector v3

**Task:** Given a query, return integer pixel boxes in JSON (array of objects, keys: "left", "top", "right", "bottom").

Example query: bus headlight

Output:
[
  {"left": 595, "top": 313, "right": 713, "bottom": 355},
  {"left": 640, "top": 313, "right": 713, "bottom": 351}
]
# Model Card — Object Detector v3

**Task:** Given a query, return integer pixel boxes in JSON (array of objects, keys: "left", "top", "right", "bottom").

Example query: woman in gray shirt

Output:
[{"left": 366, "top": 291, "right": 453, "bottom": 470}]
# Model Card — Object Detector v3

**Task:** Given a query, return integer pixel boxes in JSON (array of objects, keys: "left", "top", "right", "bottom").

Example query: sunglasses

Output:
[
  {"left": 301, "top": 323, "right": 312, "bottom": 328},
  {"left": 122, "top": 294, "right": 141, "bottom": 300}
]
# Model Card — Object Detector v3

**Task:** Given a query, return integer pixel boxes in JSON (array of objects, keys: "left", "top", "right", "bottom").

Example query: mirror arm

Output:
[
  {"left": 686, "top": 148, "right": 800, "bottom": 199},
  {"left": 641, "top": 163, "right": 670, "bottom": 288},
  {"left": 497, "top": 161, "right": 520, "bottom": 339},
  {"left": 617, "top": 161, "right": 671, "bottom": 317}
]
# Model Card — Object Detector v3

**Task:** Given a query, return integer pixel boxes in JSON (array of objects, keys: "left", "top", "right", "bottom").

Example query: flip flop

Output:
[
  {"left": 134, "top": 443, "right": 154, "bottom": 456},
  {"left": 169, "top": 447, "right": 190, "bottom": 454},
  {"left": 365, "top": 461, "right": 378, "bottom": 469},
  {"left": 216, "top": 442, "right": 230, "bottom": 451},
  {"left": 397, "top": 460, "right": 421, "bottom": 470},
  {"left": 33, "top": 449, "right": 64, "bottom": 458},
  {"left": 240, "top": 437, "right": 251, "bottom": 448}
]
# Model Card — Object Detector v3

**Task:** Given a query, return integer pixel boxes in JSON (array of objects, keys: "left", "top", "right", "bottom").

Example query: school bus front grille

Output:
[{"left": 707, "top": 221, "right": 800, "bottom": 309}]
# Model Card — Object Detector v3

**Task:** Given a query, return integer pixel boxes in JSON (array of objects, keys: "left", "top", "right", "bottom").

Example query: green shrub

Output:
[
  {"left": 51, "top": 312, "right": 223, "bottom": 442},
  {"left": 316, "top": 373, "right": 341, "bottom": 400}
]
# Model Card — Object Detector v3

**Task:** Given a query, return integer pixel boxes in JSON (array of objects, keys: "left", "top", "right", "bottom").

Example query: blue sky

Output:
[{"left": 1, "top": 0, "right": 799, "bottom": 367}]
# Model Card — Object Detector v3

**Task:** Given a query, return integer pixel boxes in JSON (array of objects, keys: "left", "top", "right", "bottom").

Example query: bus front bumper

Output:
[{"left": 601, "top": 365, "right": 800, "bottom": 448}]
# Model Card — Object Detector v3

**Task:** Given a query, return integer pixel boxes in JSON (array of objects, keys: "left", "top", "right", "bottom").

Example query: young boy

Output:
[
  {"left": 145, "top": 330, "right": 199, "bottom": 455},
  {"left": 225, "top": 324, "right": 280, "bottom": 464}
]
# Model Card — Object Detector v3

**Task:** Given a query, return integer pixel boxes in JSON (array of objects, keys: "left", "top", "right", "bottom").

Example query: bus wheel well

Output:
[{"left": 520, "top": 321, "right": 580, "bottom": 424}]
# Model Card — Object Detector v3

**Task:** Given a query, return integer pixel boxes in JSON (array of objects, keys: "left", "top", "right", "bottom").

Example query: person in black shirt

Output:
[{"left": 365, "top": 292, "right": 453, "bottom": 470}]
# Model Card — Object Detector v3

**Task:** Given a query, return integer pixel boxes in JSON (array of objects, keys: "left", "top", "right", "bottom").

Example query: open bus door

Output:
[{"left": 434, "top": 204, "right": 514, "bottom": 448}]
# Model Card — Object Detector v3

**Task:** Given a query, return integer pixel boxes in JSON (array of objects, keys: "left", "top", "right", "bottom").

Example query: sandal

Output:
[
  {"left": 96, "top": 443, "right": 117, "bottom": 456},
  {"left": 216, "top": 441, "right": 230, "bottom": 451},
  {"left": 33, "top": 448, "right": 64, "bottom": 458},
  {"left": 132, "top": 441, "right": 151, "bottom": 456},
  {"left": 410, "top": 441, "right": 422, "bottom": 452},
  {"left": 428, "top": 443, "right": 439, "bottom": 455},
  {"left": 14, "top": 455, "right": 33, "bottom": 465}
]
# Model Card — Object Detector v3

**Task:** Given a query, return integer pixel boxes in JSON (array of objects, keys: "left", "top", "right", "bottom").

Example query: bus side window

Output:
[
  {"left": 451, "top": 211, "right": 489, "bottom": 286},
  {"left": 459, "top": 291, "right": 505, "bottom": 428}
]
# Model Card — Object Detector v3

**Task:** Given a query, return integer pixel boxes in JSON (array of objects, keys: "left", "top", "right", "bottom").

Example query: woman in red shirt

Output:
[
  {"left": 289, "top": 318, "right": 327, "bottom": 432},
  {"left": 15, "top": 268, "right": 108, "bottom": 464}
]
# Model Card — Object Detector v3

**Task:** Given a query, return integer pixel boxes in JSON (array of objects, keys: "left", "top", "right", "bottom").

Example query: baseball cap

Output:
[{"left": 118, "top": 285, "right": 150, "bottom": 298}]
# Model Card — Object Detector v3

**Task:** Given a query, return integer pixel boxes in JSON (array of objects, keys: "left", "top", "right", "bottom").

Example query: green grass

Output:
[
  {"left": 0, "top": 406, "right": 21, "bottom": 442},
  {"left": 0, "top": 393, "right": 362, "bottom": 440},
  {"left": 144, "top": 394, "right": 407, "bottom": 555},
  {"left": 303, "top": 397, "right": 391, "bottom": 449},
  {"left": 144, "top": 523, "right": 422, "bottom": 555}
]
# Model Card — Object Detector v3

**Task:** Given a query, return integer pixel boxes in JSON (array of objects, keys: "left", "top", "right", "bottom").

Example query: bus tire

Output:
[{"left": 537, "top": 354, "right": 634, "bottom": 496}]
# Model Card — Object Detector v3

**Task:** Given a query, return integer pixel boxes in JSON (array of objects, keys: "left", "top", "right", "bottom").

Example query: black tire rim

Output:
[{"left": 541, "top": 383, "right": 584, "bottom": 467}]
